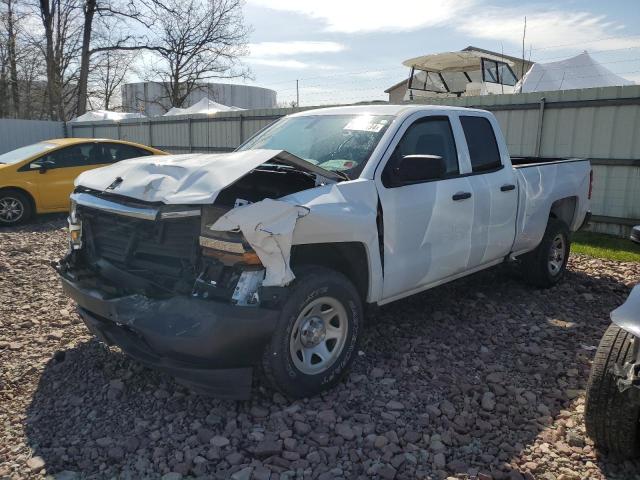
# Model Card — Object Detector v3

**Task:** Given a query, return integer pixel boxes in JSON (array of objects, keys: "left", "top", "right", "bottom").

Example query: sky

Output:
[{"left": 236, "top": 0, "right": 640, "bottom": 106}]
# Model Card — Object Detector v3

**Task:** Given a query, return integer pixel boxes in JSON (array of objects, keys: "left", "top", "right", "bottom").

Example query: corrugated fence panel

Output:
[
  {"left": 0, "top": 119, "right": 65, "bottom": 154},
  {"left": 3, "top": 86, "right": 639, "bottom": 235}
]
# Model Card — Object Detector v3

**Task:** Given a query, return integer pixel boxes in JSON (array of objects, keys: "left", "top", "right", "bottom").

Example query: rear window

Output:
[{"left": 460, "top": 116, "right": 502, "bottom": 172}]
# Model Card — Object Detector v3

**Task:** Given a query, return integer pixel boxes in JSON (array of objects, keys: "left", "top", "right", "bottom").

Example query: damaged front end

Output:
[{"left": 57, "top": 150, "right": 337, "bottom": 399}]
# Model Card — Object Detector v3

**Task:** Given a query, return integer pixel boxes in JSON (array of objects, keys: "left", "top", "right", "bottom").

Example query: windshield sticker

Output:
[{"left": 344, "top": 116, "right": 387, "bottom": 133}]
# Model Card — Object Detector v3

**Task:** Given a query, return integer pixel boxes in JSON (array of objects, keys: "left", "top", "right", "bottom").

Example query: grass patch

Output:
[{"left": 572, "top": 231, "right": 640, "bottom": 262}]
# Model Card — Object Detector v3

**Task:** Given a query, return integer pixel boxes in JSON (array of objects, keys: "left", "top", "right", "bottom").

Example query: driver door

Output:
[{"left": 375, "top": 114, "right": 476, "bottom": 301}]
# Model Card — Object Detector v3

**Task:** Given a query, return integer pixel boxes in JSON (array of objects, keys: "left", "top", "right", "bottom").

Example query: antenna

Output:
[{"left": 521, "top": 16, "right": 527, "bottom": 78}]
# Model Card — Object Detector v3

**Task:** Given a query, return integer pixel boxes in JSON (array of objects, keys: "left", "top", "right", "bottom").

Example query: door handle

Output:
[
  {"left": 452, "top": 192, "right": 472, "bottom": 201},
  {"left": 500, "top": 184, "right": 516, "bottom": 192}
]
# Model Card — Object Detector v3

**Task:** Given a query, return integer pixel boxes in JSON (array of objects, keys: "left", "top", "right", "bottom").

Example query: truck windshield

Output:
[{"left": 238, "top": 114, "right": 394, "bottom": 178}]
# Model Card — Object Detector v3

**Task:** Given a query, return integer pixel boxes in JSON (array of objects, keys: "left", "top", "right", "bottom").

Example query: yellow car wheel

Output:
[{"left": 0, "top": 189, "right": 32, "bottom": 226}]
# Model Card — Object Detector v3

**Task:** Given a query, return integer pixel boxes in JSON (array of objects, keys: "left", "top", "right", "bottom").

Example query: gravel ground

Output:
[{"left": 1, "top": 215, "right": 640, "bottom": 480}]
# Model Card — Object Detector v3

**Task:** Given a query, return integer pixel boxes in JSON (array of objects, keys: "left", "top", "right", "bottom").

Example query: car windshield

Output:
[
  {"left": 0, "top": 142, "right": 57, "bottom": 165},
  {"left": 238, "top": 114, "right": 394, "bottom": 178}
]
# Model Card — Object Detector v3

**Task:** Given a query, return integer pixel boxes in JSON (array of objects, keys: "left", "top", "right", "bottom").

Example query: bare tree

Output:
[
  {"left": 88, "top": 46, "right": 135, "bottom": 110},
  {"left": 75, "top": 0, "right": 152, "bottom": 116},
  {"left": 38, "top": 0, "right": 83, "bottom": 120},
  {"left": 3, "top": 0, "right": 19, "bottom": 115},
  {"left": 145, "top": 0, "right": 249, "bottom": 111},
  {"left": 0, "top": 27, "right": 8, "bottom": 116}
]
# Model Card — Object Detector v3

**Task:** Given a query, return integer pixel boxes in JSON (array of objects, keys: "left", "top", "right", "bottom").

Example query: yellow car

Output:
[{"left": 0, "top": 138, "right": 166, "bottom": 225}]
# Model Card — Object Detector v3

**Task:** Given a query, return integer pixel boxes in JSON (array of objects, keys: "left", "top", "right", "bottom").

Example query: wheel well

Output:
[
  {"left": 290, "top": 242, "right": 370, "bottom": 301},
  {"left": 549, "top": 196, "right": 577, "bottom": 228},
  {"left": 0, "top": 187, "right": 35, "bottom": 212}
]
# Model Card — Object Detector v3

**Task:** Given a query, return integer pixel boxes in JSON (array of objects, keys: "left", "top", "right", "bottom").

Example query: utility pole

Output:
[{"left": 296, "top": 80, "right": 299, "bottom": 107}]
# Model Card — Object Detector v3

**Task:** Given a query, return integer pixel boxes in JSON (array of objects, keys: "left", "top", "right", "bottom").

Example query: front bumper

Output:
[{"left": 59, "top": 274, "right": 279, "bottom": 399}]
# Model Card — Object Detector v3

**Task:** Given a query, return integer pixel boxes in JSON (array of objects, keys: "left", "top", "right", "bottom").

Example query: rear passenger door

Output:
[{"left": 457, "top": 114, "right": 518, "bottom": 264}]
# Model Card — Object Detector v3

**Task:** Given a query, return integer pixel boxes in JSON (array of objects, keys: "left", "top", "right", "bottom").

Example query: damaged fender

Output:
[
  {"left": 210, "top": 198, "right": 309, "bottom": 286},
  {"left": 211, "top": 179, "right": 383, "bottom": 298}
]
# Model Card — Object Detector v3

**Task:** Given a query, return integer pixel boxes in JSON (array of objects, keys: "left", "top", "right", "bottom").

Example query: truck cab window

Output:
[
  {"left": 460, "top": 116, "right": 502, "bottom": 172},
  {"left": 389, "top": 117, "right": 459, "bottom": 178}
]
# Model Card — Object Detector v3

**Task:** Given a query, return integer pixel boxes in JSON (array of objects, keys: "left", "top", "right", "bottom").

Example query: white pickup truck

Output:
[{"left": 57, "top": 105, "right": 592, "bottom": 399}]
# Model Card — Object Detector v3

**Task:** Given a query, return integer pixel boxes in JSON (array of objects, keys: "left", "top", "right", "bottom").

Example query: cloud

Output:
[
  {"left": 247, "top": 58, "right": 338, "bottom": 70},
  {"left": 246, "top": 0, "right": 474, "bottom": 33},
  {"left": 457, "top": 9, "right": 640, "bottom": 54},
  {"left": 249, "top": 41, "right": 346, "bottom": 57}
]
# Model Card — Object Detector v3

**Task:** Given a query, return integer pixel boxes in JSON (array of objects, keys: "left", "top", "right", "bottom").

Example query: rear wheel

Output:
[
  {"left": 0, "top": 190, "right": 32, "bottom": 226},
  {"left": 584, "top": 324, "right": 640, "bottom": 459},
  {"left": 262, "top": 266, "right": 363, "bottom": 398},
  {"left": 520, "top": 217, "right": 570, "bottom": 288}
]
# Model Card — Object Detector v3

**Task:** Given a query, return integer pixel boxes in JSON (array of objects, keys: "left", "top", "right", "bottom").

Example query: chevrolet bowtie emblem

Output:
[{"left": 106, "top": 176, "right": 123, "bottom": 190}]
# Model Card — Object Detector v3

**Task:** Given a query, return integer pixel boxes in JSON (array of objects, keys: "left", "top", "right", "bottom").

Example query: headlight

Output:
[
  {"left": 68, "top": 200, "right": 83, "bottom": 250},
  {"left": 199, "top": 206, "right": 262, "bottom": 266}
]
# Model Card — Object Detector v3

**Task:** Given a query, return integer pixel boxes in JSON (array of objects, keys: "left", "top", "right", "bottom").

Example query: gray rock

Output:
[
  {"left": 433, "top": 452, "right": 446, "bottom": 469},
  {"left": 231, "top": 466, "right": 253, "bottom": 480},
  {"left": 386, "top": 400, "right": 404, "bottom": 410},
  {"left": 211, "top": 435, "right": 230, "bottom": 448},
  {"left": 481, "top": 392, "right": 496, "bottom": 411},
  {"left": 335, "top": 423, "right": 355, "bottom": 440},
  {"left": 255, "top": 440, "right": 282, "bottom": 458},
  {"left": 26, "top": 456, "right": 45, "bottom": 473},
  {"left": 161, "top": 473, "right": 183, "bottom": 480}
]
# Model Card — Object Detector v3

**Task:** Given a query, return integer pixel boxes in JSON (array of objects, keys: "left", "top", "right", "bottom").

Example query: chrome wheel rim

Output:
[
  {"left": 548, "top": 233, "right": 566, "bottom": 275},
  {"left": 0, "top": 197, "right": 24, "bottom": 223},
  {"left": 290, "top": 296, "right": 348, "bottom": 375}
]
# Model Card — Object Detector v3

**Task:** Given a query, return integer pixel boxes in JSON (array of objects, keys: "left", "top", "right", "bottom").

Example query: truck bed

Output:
[
  {"left": 511, "top": 156, "right": 586, "bottom": 167},
  {"left": 511, "top": 157, "right": 591, "bottom": 256}
]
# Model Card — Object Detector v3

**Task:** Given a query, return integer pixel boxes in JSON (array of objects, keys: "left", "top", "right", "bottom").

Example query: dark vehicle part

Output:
[
  {"left": 520, "top": 217, "right": 570, "bottom": 288},
  {"left": 262, "top": 266, "right": 363, "bottom": 399},
  {"left": 0, "top": 188, "right": 32, "bottom": 225},
  {"left": 631, "top": 225, "right": 640, "bottom": 245},
  {"left": 585, "top": 323, "right": 640, "bottom": 459},
  {"left": 58, "top": 271, "right": 279, "bottom": 399}
]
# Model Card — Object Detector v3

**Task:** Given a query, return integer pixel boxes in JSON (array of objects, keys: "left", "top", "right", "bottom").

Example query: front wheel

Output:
[
  {"left": 584, "top": 324, "right": 640, "bottom": 459},
  {"left": 520, "top": 217, "right": 570, "bottom": 288},
  {"left": 0, "top": 189, "right": 32, "bottom": 226},
  {"left": 262, "top": 266, "right": 363, "bottom": 398}
]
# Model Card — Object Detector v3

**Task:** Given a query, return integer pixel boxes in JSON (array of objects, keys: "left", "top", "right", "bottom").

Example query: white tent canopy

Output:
[
  {"left": 71, "top": 110, "right": 145, "bottom": 122},
  {"left": 515, "top": 52, "right": 634, "bottom": 93},
  {"left": 163, "top": 98, "right": 244, "bottom": 116}
]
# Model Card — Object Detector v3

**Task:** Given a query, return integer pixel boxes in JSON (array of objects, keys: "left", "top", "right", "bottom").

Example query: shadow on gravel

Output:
[
  {"left": 3, "top": 213, "right": 67, "bottom": 234},
  {"left": 24, "top": 263, "right": 640, "bottom": 479}
]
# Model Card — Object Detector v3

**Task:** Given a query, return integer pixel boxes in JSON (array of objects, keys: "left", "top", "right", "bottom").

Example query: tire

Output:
[
  {"left": 584, "top": 324, "right": 640, "bottom": 459},
  {"left": 262, "top": 266, "right": 363, "bottom": 398},
  {"left": 520, "top": 217, "right": 570, "bottom": 288},
  {"left": 0, "top": 189, "right": 32, "bottom": 226}
]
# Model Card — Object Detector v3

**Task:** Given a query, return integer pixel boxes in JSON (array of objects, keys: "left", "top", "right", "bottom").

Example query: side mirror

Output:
[
  {"left": 393, "top": 154, "right": 446, "bottom": 184},
  {"left": 38, "top": 159, "right": 56, "bottom": 174}
]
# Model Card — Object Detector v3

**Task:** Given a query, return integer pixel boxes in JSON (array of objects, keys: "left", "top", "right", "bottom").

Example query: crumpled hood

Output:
[{"left": 74, "top": 149, "right": 341, "bottom": 204}]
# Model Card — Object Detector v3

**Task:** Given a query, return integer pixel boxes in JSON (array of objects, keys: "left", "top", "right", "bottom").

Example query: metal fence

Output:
[
  {"left": 0, "top": 118, "right": 65, "bottom": 155},
  {"left": 414, "top": 85, "right": 640, "bottom": 236},
  {"left": 3, "top": 85, "right": 640, "bottom": 236},
  {"left": 67, "top": 106, "right": 309, "bottom": 153}
]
